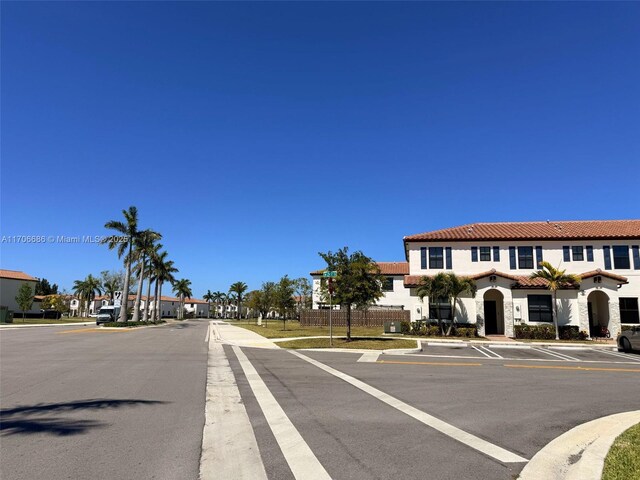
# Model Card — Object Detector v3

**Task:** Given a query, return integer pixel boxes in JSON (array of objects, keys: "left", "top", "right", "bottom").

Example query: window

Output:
[
  {"left": 493, "top": 246, "right": 500, "bottom": 262},
  {"left": 429, "top": 297, "right": 452, "bottom": 320},
  {"left": 613, "top": 245, "right": 630, "bottom": 269},
  {"left": 518, "top": 246, "right": 534, "bottom": 269},
  {"left": 619, "top": 298, "right": 639, "bottom": 324},
  {"left": 528, "top": 295, "right": 552, "bottom": 322},
  {"left": 535, "top": 246, "right": 543, "bottom": 267},
  {"left": 429, "top": 247, "right": 444, "bottom": 269},
  {"left": 572, "top": 246, "right": 584, "bottom": 261},
  {"left": 586, "top": 246, "right": 594, "bottom": 262},
  {"left": 382, "top": 276, "right": 394, "bottom": 292},
  {"left": 480, "top": 246, "right": 491, "bottom": 261}
]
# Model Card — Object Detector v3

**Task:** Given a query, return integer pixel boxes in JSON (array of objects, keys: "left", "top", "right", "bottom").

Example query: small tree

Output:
[
  {"left": 229, "top": 282, "right": 248, "bottom": 320},
  {"left": 318, "top": 247, "right": 382, "bottom": 341},
  {"left": 416, "top": 274, "right": 450, "bottom": 335},
  {"left": 16, "top": 283, "right": 34, "bottom": 321},
  {"left": 530, "top": 262, "right": 581, "bottom": 340},
  {"left": 274, "top": 276, "right": 295, "bottom": 331},
  {"left": 294, "top": 278, "right": 313, "bottom": 315},
  {"left": 41, "top": 294, "right": 69, "bottom": 316}
]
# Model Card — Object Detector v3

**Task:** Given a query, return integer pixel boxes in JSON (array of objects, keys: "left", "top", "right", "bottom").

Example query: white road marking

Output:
[
  {"left": 480, "top": 346, "right": 503, "bottom": 359},
  {"left": 358, "top": 352, "right": 380, "bottom": 363},
  {"left": 472, "top": 346, "right": 494, "bottom": 358},
  {"left": 488, "top": 344, "right": 532, "bottom": 349},
  {"left": 232, "top": 346, "right": 332, "bottom": 480},
  {"left": 199, "top": 324, "right": 267, "bottom": 480},
  {"left": 204, "top": 322, "right": 210, "bottom": 343},
  {"left": 595, "top": 349, "right": 640, "bottom": 363},
  {"left": 533, "top": 347, "right": 580, "bottom": 362},
  {"left": 290, "top": 351, "right": 527, "bottom": 464}
]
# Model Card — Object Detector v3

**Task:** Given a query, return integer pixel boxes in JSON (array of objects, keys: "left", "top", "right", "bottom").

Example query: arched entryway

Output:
[
  {"left": 587, "top": 291, "right": 610, "bottom": 337},
  {"left": 483, "top": 290, "right": 505, "bottom": 335}
]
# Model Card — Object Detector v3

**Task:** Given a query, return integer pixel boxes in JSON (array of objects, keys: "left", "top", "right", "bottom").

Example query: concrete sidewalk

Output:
[{"left": 211, "top": 321, "right": 280, "bottom": 349}]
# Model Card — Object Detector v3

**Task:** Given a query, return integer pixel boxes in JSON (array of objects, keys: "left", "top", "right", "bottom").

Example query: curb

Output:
[
  {"left": 0, "top": 322, "right": 95, "bottom": 329},
  {"left": 519, "top": 410, "right": 640, "bottom": 480}
]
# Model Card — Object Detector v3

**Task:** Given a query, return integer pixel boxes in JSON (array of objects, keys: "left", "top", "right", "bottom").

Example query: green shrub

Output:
[
  {"left": 401, "top": 321, "right": 411, "bottom": 334},
  {"left": 102, "top": 320, "right": 166, "bottom": 328}
]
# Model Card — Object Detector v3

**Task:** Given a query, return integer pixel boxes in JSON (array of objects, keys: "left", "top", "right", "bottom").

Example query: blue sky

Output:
[{"left": 2, "top": 2, "right": 639, "bottom": 296}]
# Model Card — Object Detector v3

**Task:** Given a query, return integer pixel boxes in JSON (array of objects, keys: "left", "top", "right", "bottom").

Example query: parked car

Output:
[
  {"left": 96, "top": 305, "right": 121, "bottom": 325},
  {"left": 618, "top": 326, "right": 640, "bottom": 353}
]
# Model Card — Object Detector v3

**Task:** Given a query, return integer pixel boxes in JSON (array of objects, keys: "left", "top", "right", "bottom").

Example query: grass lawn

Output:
[
  {"left": 1, "top": 317, "right": 94, "bottom": 325},
  {"left": 275, "top": 337, "right": 418, "bottom": 350},
  {"left": 602, "top": 422, "right": 640, "bottom": 480},
  {"left": 230, "top": 319, "right": 385, "bottom": 338}
]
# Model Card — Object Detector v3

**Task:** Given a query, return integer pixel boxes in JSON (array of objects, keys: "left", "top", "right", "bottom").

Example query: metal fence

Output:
[{"left": 300, "top": 309, "right": 410, "bottom": 327}]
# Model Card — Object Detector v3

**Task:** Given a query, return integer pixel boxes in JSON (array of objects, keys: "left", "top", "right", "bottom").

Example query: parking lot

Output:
[{"left": 415, "top": 341, "right": 640, "bottom": 364}]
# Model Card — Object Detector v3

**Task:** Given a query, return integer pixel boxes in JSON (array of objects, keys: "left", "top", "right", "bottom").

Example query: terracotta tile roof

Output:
[
  {"left": 404, "top": 268, "right": 626, "bottom": 289},
  {"left": 404, "top": 220, "right": 640, "bottom": 242},
  {"left": 311, "top": 262, "right": 409, "bottom": 276},
  {"left": 0, "top": 269, "right": 38, "bottom": 281}
]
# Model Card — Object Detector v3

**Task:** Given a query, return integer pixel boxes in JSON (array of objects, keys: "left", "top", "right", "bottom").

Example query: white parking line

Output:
[
  {"left": 290, "top": 351, "right": 527, "bottom": 464},
  {"left": 480, "top": 346, "right": 503, "bottom": 359},
  {"left": 595, "top": 349, "right": 640, "bottom": 363},
  {"left": 232, "top": 346, "right": 332, "bottom": 480},
  {"left": 532, "top": 347, "right": 580, "bottom": 362},
  {"left": 472, "top": 346, "right": 494, "bottom": 358}
]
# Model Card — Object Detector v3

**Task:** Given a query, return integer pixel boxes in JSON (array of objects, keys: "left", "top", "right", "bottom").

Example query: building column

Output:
[
  {"left": 504, "top": 300, "right": 514, "bottom": 338},
  {"left": 578, "top": 299, "right": 590, "bottom": 335},
  {"left": 475, "top": 300, "right": 485, "bottom": 337},
  {"left": 609, "top": 301, "right": 621, "bottom": 337}
]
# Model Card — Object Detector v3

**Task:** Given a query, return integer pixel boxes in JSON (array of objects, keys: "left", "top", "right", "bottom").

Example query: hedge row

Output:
[
  {"left": 514, "top": 324, "right": 588, "bottom": 340},
  {"left": 101, "top": 320, "right": 166, "bottom": 328},
  {"left": 401, "top": 321, "right": 478, "bottom": 338}
]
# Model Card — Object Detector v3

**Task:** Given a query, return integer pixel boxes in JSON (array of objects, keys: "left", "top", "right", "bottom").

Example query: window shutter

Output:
[
  {"left": 586, "top": 246, "right": 594, "bottom": 262},
  {"left": 563, "top": 246, "right": 570, "bottom": 262},
  {"left": 471, "top": 247, "right": 478, "bottom": 262},
  {"left": 603, "top": 246, "right": 612, "bottom": 270},
  {"left": 633, "top": 246, "right": 640, "bottom": 270},
  {"left": 421, "top": 247, "right": 427, "bottom": 269},
  {"left": 493, "top": 246, "right": 500, "bottom": 262},
  {"left": 535, "top": 246, "right": 543, "bottom": 267},
  {"left": 509, "top": 247, "right": 516, "bottom": 270},
  {"left": 445, "top": 247, "right": 452, "bottom": 269}
]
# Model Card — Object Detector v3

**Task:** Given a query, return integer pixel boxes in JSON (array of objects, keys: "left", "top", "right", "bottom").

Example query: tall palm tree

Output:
[
  {"left": 173, "top": 279, "right": 193, "bottom": 320},
  {"left": 530, "top": 261, "right": 581, "bottom": 340},
  {"left": 152, "top": 252, "right": 178, "bottom": 322},
  {"left": 229, "top": 282, "right": 248, "bottom": 320},
  {"left": 131, "top": 229, "right": 162, "bottom": 322},
  {"left": 73, "top": 274, "right": 103, "bottom": 317},
  {"left": 203, "top": 290, "right": 214, "bottom": 319},
  {"left": 103, "top": 206, "right": 139, "bottom": 322},
  {"left": 142, "top": 242, "right": 162, "bottom": 322},
  {"left": 211, "top": 291, "right": 225, "bottom": 318}
]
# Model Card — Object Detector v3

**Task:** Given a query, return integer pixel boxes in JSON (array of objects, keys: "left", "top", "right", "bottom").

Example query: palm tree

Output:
[
  {"left": 530, "top": 261, "right": 581, "bottom": 340},
  {"left": 152, "top": 251, "right": 178, "bottom": 322},
  {"left": 143, "top": 243, "right": 162, "bottom": 322},
  {"left": 173, "top": 279, "right": 193, "bottom": 320},
  {"left": 229, "top": 282, "right": 248, "bottom": 320},
  {"left": 131, "top": 229, "right": 162, "bottom": 322},
  {"left": 417, "top": 273, "right": 450, "bottom": 335},
  {"left": 103, "top": 206, "right": 139, "bottom": 322},
  {"left": 203, "top": 290, "right": 214, "bottom": 319},
  {"left": 211, "top": 291, "right": 225, "bottom": 318},
  {"left": 73, "top": 274, "right": 103, "bottom": 317},
  {"left": 103, "top": 278, "right": 121, "bottom": 304},
  {"left": 444, "top": 273, "right": 477, "bottom": 336}
]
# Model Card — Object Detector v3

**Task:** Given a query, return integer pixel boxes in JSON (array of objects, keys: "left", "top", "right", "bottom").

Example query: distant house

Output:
[{"left": 0, "top": 269, "right": 41, "bottom": 314}]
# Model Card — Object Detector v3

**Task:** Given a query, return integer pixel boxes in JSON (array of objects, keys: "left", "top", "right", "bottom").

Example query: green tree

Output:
[
  {"left": 318, "top": 247, "right": 383, "bottom": 341},
  {"left": 73, "top": 274, "right": 103, "bottom": 318},
  {"left": 41, "top": 294, "right": 69, "bottom": 315},
  {"left": 131, "top": 229, "right": 162, "bottom": 322},
  {"left": 152, "top": 251, "right": 177, "bottom": 322},
  {"left": 530, "top": 261, "right": 581, "bottom": 340},
  {"left": 203, "top": 290, "right": 214, "bottom": 319},
  {"left": 35, "top": 278, "right": 58, "bottom": 296},
  {"left": 16, "top": 283, "right": 34, "bottom": 321},
  {"left": 142, "top": 242, "right": 162, "bottom": 322},
  {"left": 229, "top": 282, "right": 248, "bottom": 320},
  {"left": 173, "top": 278, "right": 193, "bottom": 320},
  {"left": 294, "top": 277, "right": 313, "bottom": 315},
  {"left": 211, "top": 291, "right": 226, "bottom": 318},
  {"left": 103, "top": 206, "right": 139, "bottom": 322},
  {"left": 416, "top": 273, "right": 450, "bottom": 336},
  {"left": 274, "top": 276, "right": 296, "bottom": 330}
]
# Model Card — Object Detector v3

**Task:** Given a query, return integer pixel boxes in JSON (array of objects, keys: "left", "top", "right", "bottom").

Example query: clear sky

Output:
[{"left": 2, "top": 2, "right": 639, "bottom": 297}]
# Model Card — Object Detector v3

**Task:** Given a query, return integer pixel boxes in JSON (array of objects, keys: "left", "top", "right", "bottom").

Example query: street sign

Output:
[
  {"left": 114, "top": 291, "right": 123, "bottom": 307},
  {"left": 323, "top": 271, "right": 337, "bottom": 278}
]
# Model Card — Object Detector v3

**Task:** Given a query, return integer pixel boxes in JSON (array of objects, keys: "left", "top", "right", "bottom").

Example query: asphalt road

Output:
[
  {"left": 2, "top": 322, "right": 640, "bottom": 480},
  {"left": 1, "top": 321, "right": 208, "bottom": 480}
]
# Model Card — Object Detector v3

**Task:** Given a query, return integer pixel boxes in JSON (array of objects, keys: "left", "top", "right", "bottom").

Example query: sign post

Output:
[
  {"left": 113, "top": 291, "right": 123, "bottom": 307},
  {"left": 323, "top": 271, "right": 337, "bottom": 347}
]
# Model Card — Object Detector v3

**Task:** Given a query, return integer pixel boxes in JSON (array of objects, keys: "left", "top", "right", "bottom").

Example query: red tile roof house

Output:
[
  {"left": 311, "top": 220, "right": 640, "bottom": 338},
  {"left": 85, "top": 295, "right": 210, "bottom": 318},
  {"left": 0, "top": 269, "right": 42, "bottom": 315}
]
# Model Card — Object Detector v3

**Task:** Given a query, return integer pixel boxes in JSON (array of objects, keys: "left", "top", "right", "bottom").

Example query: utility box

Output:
[{"left": 384, "top": 321, "right": 402, "bottom": 334}]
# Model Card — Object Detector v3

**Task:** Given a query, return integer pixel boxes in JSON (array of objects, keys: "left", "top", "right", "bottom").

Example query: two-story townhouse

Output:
[
  {"left": 403, "top": 220, "right": 640, "bottom": 337},
  {"left": 311, "top": 262, "right": 411, "bottom": 310}
]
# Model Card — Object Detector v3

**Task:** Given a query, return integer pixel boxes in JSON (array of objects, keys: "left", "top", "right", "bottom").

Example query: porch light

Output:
[
  {"left": 594, "top": 276, "right": 602, "bottom": 284},
  {"left": 489, "top": 275, "right": 497, "bottom": 283}
]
